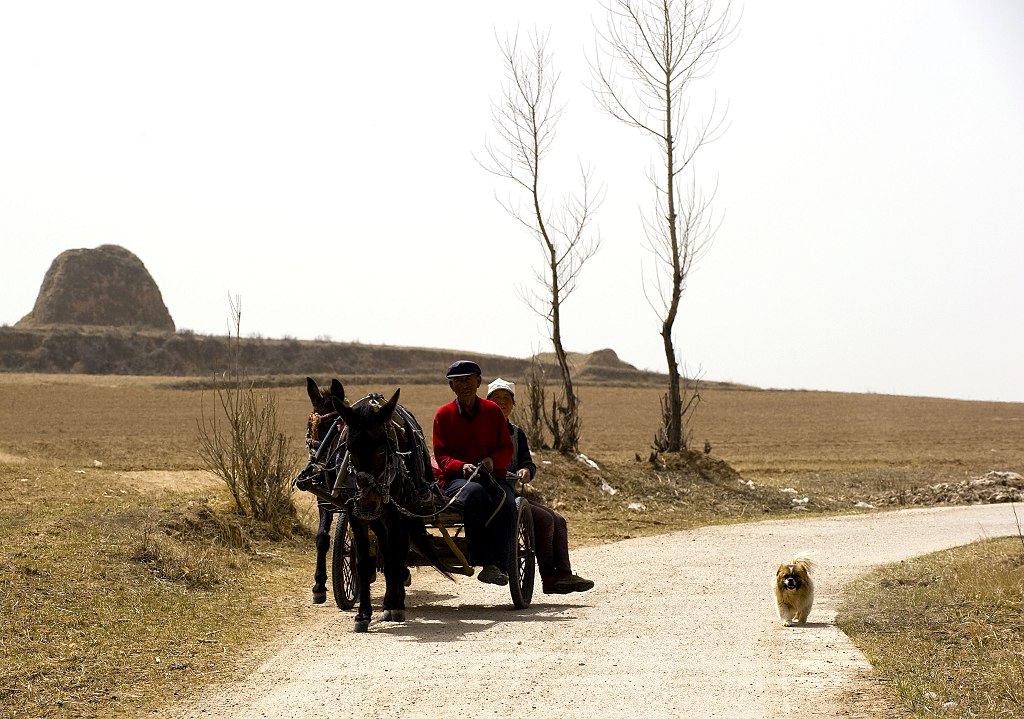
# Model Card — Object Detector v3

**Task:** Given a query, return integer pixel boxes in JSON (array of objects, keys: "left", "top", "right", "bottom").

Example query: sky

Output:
[{"left": 2, "top": 1, "right": 1022, "bottom": 403}]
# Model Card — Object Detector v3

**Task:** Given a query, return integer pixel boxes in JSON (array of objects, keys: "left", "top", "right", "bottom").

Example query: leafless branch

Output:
[
  {"left": 480, "top": 28, "right": 604, "bottom": 453},
  {"left": 592, "top": 0, "right": 735, "bottom": 451}
]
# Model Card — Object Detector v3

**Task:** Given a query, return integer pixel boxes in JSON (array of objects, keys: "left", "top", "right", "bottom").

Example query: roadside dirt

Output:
[
  {"left": 112, "top": 469, "right": 222, "bottom": 492},
  {"left": 166, "top": 504, "right": 1020, "bottom": 719}
]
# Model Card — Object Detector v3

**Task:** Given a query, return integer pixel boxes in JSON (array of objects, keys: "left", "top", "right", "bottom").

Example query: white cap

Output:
[{"left": 486, "top": 378, "right": 516, "bottom": 401}]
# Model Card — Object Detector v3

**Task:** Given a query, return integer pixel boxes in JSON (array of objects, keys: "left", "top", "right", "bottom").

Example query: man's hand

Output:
[
  {"left": 463, "top": 458, "right": 494, "bottom": 478},
  {"left": 516, "top": 468, "right": 531, "bottom": 483}
]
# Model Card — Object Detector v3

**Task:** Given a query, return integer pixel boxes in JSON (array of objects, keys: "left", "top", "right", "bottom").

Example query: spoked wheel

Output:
[
  {"left": 508, "top": 496, "right": 536, "bottom": 609},
  {"left": 331, "top": 511, "right": 359, "bottom": 610}
]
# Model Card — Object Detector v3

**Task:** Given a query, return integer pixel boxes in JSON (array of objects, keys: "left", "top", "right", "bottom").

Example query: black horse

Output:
[
  {"left": 303, "top": 377, "right": 347, "bottom": 605},
  {"left": 298, "top": 377, "right": 450, "bottom": 632}
]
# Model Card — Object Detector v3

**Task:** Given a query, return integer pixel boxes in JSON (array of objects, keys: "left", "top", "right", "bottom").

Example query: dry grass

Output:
[
  {"left": 0, "top": 463, "right": 313, "bottom": 719},
  {"left": 837, "top": 535, "right": 1024, "bottom": 718},
  {"left": 1, "top": 372, "right": 1023, "bottom": 717}
]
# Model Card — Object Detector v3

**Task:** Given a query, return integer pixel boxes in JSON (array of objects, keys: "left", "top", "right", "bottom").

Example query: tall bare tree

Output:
[
  {"left": 592, "top": 0, "right": 734, "bottom": 452},
  {"left": 482, "top": 30, "right": 602, "bottom": 454}
]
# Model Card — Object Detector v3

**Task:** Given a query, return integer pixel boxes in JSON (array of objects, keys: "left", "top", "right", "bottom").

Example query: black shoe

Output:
[
  {"left": 477, "top": 564, "right": 509, "bottom": 586},
  {"left": 543, "top": 573, "right": 594, "bottom": 594}
]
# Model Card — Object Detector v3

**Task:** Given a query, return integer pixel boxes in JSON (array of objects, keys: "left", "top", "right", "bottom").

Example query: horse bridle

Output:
[
  {"left": 340, "top": 395, "right": 410, "bottom": 521},
  {"left": 306, "top": 410, "right": 340, "bottom": 456},
  {"left": 353, "top": 436, "right": 418, "bottom": 522}
]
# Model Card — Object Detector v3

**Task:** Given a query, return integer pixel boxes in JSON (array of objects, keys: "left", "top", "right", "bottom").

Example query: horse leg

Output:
[
  {"left": 381, "top": 515, "right": 408, "bottom": 622},
  {"left": 311, "top": 506, "right": 333, "bottom": 604},
  {"left": 351, "top": 521, "right": 375, "bottom": 632}
]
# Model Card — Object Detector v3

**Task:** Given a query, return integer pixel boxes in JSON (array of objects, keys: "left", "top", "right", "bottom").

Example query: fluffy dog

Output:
[{"left": 775, "top": 553, "right": 815, "bottom": 626}]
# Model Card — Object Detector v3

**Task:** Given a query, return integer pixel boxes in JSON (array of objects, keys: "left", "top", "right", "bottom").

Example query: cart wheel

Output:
[
  {"left": 332, "top": 511, "right": 359, "bottom": 610},
  {"left": 508, "top": 496, "right": 536, "bottom": 609}
]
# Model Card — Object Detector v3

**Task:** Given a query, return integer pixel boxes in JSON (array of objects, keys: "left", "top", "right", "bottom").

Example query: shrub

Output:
[{"left": 196, "top": 296, "right": 298, "bottom": 536}]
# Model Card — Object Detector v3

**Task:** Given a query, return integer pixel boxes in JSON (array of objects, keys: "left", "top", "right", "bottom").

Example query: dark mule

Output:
[
  {"left": 303, "top": 377, "right": 347, "bottom": 605},
  {"left": 300, "top": 377, "right": 450, "bottom": 632}
]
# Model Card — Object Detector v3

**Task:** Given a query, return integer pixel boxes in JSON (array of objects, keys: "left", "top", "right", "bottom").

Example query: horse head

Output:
[
  {"left": 337, "top": 389, "right": 402, "bottom": 521},
  {"left": 294, "top": 377, "right": 349, "bottom": 497},
  {"left": 306, "top": 376, "right": 346, "bottom": 456}
]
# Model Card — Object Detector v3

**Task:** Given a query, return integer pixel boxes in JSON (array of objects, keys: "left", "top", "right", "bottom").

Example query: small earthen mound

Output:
[
  {"left": 584, "top": 348, "right": 637, "bottom": 369},
  {"left": 17, "top": 245, "right": 175, "bottom": 331}
]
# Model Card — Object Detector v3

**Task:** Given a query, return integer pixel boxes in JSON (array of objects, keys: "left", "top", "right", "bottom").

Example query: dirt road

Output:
[{"left": 169, "top": 505, "right": 1020, "bottom": 718}]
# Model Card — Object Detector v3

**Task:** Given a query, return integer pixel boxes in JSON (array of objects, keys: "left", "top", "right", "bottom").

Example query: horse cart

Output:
[
  {"left": 294, "top": 383, "right": 536, "bottom": 629},
  {"left": 317, "top": 488, "right": 536, "bottom": 610}
]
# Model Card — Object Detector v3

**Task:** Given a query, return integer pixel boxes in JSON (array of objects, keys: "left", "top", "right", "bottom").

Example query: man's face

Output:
[{"left": 449, "top": 374, "right": 481, "bottom": 402}]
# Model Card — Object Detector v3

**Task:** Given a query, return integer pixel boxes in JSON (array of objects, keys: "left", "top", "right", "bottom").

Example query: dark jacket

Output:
[{"left": 506, "top": 421, "right": 537, "bottom": 480}]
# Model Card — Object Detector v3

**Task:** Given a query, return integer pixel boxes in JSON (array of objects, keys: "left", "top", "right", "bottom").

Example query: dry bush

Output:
[
  {"left": 196, "top": 298, "right": 299, "bottom": 536},
  {"left": 520, "top": 355, "right": 548, "bottom": 449},
  {"left": 197, "top": 381, "right": 297, "bottom": 535}
]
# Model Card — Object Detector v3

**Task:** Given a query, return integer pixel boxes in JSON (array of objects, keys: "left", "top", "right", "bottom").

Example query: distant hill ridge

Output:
[
  {"left": 0, "top": 325, "right": 701, "bottom": 386},
  {"left": 4, "top": 244, "right": 737, "bottom": 388}
]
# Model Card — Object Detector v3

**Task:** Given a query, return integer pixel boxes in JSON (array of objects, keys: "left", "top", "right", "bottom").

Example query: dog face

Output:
[{"left": 777, "top": 562, "right": 808, "bottom": 591}]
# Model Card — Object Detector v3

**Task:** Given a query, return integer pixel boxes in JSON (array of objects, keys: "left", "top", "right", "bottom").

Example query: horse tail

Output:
[{"left": 405, "top": 517, "right": 455, "bottom": 581}]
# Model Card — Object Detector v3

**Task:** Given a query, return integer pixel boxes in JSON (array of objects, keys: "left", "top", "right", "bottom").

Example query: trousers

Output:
[
  {"left": 443, "top": 475, "right": 516, "bottom": 570},
  {"left": 527, "top": 499, "right": 571, "bottom": 579}
]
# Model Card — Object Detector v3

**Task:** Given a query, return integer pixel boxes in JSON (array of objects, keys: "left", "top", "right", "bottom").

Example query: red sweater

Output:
[{"left": 432, "top": 397, "right": 513, "bottom": 485}]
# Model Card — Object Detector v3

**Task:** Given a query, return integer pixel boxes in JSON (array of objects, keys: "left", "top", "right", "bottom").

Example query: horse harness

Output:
[{"left": 307, "top": 394, "right": 438, "bottom": 520}]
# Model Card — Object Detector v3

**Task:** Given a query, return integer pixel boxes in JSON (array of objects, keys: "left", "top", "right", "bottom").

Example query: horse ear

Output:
[
  {"left": 380, "top": 389, "right": 400, "bottom": 419},
  {"left": 338, "top": 402, "right": 356, "bottom": 427},
  {"left": 329, "top": 378, "right": 346, "bottom": 407},
  {"left": 306, "top": 377, "right": 320, "bottom": 407}
]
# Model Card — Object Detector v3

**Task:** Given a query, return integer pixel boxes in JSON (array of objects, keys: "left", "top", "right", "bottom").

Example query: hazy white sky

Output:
[{"left": 2, "top": 1, "right": 1022, "bottom": 402}]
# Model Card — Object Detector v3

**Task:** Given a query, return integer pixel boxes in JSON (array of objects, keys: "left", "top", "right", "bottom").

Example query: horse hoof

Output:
[
  {"left": 382, "top": 609, "right": 405, "bottom": 622},
  {"left": 312, "top": 590, "right": 327, "bottom": 605},
  {"left": 354, "top": 619, "right": 370, "bottom": 633}
]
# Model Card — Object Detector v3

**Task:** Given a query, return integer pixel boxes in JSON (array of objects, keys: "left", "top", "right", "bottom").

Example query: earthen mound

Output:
[
  {"left": 533, "top": 348, "right": 638, "bottom": 371},
  {"left": 17, "top": 245, "right": 175, "bottom": 332},
  {"left": 583, "top": 348, "right": 636, "bottom": 369}
]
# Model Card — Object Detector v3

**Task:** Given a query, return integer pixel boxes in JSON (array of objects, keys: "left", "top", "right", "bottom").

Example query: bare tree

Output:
[
  {"left": 482, "top": 30, "right": 602, "bottom": 454},
  {"left": 592, "top": 0, "right": 734, "bottom": 452}
]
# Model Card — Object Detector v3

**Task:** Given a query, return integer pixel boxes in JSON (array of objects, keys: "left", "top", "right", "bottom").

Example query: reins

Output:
[
  {"left": 390, "top": 465, "right": 479, "bottom": 520},
  {"left": 389, "top": 465, "right": 507, "bottom": 528}
]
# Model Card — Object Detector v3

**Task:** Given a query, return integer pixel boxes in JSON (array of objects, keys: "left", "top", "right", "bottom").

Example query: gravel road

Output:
[{"left": 169, "top": 504, "right": 1020, "bottom": 719}]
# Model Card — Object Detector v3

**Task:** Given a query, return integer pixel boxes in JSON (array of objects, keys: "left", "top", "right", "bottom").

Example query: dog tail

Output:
[{"left": 791, "top": 550, "right": 816, "bottom": 570}]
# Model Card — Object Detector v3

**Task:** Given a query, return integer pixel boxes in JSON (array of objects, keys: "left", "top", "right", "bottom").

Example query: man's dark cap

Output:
[{"left": 445, "top": 360, "right": 482, "bottom": 379}]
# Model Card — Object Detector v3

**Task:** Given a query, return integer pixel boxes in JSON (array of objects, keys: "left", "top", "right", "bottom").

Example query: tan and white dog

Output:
[{"left": 774, "top": 553, "right": 815, "bottom": 626}]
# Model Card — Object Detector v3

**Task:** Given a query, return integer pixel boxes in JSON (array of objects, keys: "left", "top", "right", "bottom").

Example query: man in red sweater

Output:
[{"left": 433, "top": 360, "right": 516, "bottom": 585}]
